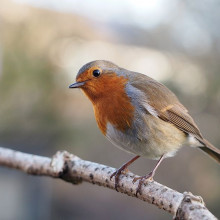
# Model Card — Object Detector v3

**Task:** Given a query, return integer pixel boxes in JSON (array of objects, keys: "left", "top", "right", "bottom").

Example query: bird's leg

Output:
[
  {"left": 132, "top": 154, "right": 165, "bottom": 196},
  {"left": 110, "top": 155, "right": 140, "bottom": 191}
]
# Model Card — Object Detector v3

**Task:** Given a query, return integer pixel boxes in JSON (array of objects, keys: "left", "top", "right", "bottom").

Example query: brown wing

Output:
[
  {"left": 130, "top": 73, "right": 203, "bottom": 139},
  {"left": 158, "top": 104, "right": 203, "bottom": 139}
]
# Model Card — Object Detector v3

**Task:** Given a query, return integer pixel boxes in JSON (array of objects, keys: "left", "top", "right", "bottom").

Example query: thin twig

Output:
[{"left": 0, "top": 147, "right": 217, "bottom": 220}]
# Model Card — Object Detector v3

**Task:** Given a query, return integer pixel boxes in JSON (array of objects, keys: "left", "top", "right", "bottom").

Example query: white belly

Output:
[{"left": 106, "top": 115, "right": 186, "bottom": 159}]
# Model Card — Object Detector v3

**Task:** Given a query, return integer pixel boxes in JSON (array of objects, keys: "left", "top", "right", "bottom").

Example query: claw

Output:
[
  {"left": 109, "top": 155, "right": 140, "bottom": 191},
  {"left": 132, "top": 172, "right": 154, "bottom": 196},
  {"left": 110, "top": 171, "right": 116, "bottom": 180},
  {"left": 133, "top": 154, "right": 165, "bottom": 196},
  {"left": 133, "top": 171, "right": 154, "bottom": 196},
  {"left": 110, "top": 168, "right": 125, "bottom": 191},
  {"left": 136, "top": 179, "right": 144, "bottom": 196}
]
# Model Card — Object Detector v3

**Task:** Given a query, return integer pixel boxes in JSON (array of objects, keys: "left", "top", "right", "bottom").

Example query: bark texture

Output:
[{"left": 0, "top": 147, "right": 217, "bottom": 220}]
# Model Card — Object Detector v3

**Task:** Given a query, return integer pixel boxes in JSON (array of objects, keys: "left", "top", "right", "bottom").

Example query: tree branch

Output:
[{"left": 0, "top": 147, "right": 217, "bottom": 220}]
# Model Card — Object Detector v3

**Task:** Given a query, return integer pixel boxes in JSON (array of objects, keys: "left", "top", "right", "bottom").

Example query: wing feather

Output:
[
  {"left": 159, "top": 105, "right": 203, "bottom": 139},
  {"left": 129, "top": 73, "right": 203, "bottom": 139}
]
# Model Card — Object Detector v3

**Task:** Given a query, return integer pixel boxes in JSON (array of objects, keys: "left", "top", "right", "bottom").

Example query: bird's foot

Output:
[
  {"left": 110, "top": 166, "right": 129, "bottom": 191},
  {"left": 132, "top": 171, "right": 154, "bottom": 196},
  {"left": 110, "top": 155, "right": 140, "bottom": 191}
]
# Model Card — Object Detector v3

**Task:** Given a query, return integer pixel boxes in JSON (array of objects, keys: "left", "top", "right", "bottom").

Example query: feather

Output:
[
  {"left": 129, "top": 74, "right": 203, "bottom": 139},
  {"left": 158, "top": 105, "right": 203, "bottom": 139}
]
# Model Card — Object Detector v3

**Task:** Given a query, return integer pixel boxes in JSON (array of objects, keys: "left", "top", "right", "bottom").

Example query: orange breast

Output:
[{"left": 82, "top": 74, "right": 135, "bottom": 134}]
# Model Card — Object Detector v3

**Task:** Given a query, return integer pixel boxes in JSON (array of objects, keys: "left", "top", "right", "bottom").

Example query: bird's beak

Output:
[{"left": 69, "top": 81, "right": 85, "bottom": 88}]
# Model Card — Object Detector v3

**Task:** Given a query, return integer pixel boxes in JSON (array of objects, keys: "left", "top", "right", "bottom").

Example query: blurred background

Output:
[{"left": 0, "top": 0, "right": 220, "bottom": 219}]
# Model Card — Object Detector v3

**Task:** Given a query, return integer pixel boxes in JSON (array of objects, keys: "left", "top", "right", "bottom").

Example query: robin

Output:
[{"left": 69, "top": 60, "right": 220, "bottom": 195}]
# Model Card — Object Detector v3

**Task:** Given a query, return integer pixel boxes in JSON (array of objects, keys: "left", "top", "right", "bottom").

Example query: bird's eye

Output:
[{"left": 92, "top": 69, "right": 101, "bottom": 77}]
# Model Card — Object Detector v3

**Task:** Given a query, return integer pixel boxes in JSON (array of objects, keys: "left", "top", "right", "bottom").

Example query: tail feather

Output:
[{"left": 199, "top": 139, "right": 220, "bottom": 164}]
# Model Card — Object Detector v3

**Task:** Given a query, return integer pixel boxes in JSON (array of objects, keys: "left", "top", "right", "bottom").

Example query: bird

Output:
[{"left": 69, "top": 60, "right": 220, "bottom": 195}]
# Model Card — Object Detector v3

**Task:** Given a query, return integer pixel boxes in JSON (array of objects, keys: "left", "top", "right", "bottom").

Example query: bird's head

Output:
[{"left": 69, "top": 60, "right": 129, "bottom": 103}]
